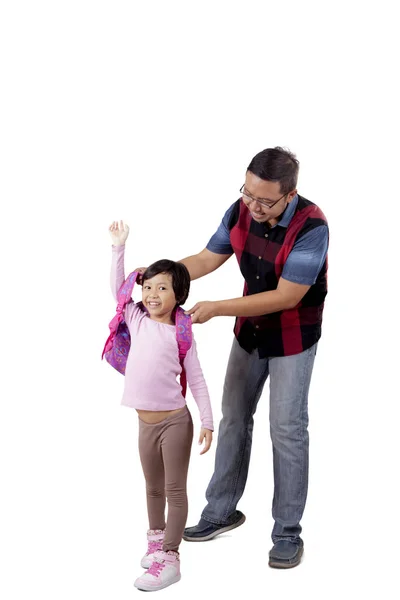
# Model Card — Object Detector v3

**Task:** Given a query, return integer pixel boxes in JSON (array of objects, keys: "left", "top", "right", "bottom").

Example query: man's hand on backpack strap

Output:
[
  {"left": 133, "top": 267, "right": 146, "bottom": 285},
  {"left": 185, "top": 301, "right": 220, "bottom": 324}
]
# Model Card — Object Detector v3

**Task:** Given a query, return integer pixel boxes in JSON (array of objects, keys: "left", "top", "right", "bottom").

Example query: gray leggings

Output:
[{"left": 138, "top": 406, "right": 193, "bottom": 553}]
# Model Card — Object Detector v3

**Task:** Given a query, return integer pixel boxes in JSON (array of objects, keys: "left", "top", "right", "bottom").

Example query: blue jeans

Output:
[{"left": 202, "top": 337, "right": 317, "bottom": 542}]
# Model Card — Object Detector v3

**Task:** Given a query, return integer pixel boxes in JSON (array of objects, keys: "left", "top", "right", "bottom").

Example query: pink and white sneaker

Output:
[
  {"left": 141, "top": 529, "right": 165, "bottom": 569},
  {"left": 134, "top": 550, "right": 181, "bottom": 592}
]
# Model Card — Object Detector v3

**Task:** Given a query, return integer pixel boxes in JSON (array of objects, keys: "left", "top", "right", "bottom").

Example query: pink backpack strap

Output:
[
  {"left": 102, "top": 271, "right": 139, "bottom": 359},
  {"left": 116, "top": 270, "right": 139, "bottom": 308},
  {"left": 175, "top": 307, "right": 193, "bottom": 397}
]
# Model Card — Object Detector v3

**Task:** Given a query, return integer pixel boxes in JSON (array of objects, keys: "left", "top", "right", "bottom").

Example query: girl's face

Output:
[{"left": 142, "top": 272, "right": 177, "bottom": 324}]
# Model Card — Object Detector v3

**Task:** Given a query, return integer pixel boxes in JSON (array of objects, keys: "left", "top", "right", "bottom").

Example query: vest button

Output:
[
  {"left": 255, "top": 325, "right": 259, "bottom": 329},
  {"left": 256, "top": 276, "right": 260, "bottom": 279},
  {"left": 258, "top": 256, "right": 262, "bottom": 260},
  {"left": 265, "top": 233, "right": 269, "bottom": 238}
]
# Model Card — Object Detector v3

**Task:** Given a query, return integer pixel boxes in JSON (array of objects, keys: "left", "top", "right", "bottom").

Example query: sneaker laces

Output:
[{"left": 147, "top": 560, "right": 165, "bottom": 577}]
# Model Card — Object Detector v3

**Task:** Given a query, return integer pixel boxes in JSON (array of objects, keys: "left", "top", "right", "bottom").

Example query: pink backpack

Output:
[{"left": 102, "top": 271, "right": 192, "bottom": 397}]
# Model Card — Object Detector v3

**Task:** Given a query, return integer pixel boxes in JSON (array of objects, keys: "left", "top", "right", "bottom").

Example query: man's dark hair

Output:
[
  {"left": 142, "top": 260, "right": 190, "bottom": 306},
  {"left": 247, "top": 147, "right": 299, "bottom": 194}
]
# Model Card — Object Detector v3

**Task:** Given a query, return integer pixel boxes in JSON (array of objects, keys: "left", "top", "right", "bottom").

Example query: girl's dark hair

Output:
[
  {"left": 142, "top": 260, "right": 190, "bottom": 306},
  {"left": 247, "top": 146, "right": 299, "bottom": 194}
]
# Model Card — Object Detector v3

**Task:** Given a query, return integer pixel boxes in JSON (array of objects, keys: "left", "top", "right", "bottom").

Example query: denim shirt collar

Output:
[{"left": 273, "top": 194, "right": 298, "bottom": 228}]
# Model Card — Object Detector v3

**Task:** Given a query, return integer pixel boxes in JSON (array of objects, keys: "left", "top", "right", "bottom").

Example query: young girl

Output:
[{"left": 108, "top": 220, "right": 213, "bottom": 592}]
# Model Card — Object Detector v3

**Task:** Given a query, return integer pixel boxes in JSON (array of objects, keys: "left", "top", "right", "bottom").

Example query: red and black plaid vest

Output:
[{"left": 229, "top": 195, "right": 328, "bottom": 357}]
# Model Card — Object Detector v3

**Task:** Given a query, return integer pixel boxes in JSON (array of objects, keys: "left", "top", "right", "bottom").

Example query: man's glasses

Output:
[{"left": 240, "top": 184, "right": 288, "bottom": 210}]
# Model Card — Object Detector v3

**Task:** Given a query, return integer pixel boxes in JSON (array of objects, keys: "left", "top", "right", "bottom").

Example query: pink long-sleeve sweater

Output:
[{"left": 110, "top": 245, "right": 213, "bottom": 431}]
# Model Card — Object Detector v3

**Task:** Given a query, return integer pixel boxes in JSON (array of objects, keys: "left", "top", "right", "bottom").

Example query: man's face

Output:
[{"left": 241, "top": 171, "right": 297, "bottom": 224}]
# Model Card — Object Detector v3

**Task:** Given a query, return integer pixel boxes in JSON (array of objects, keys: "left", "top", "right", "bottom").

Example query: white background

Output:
[{"left": 1, "top": 1, "right": 399, "bottom": 599}]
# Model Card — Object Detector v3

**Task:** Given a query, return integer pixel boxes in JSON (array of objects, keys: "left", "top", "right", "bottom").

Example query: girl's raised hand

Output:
[{"left": 109, "top": 220, "right": 130, "bottom": 246}]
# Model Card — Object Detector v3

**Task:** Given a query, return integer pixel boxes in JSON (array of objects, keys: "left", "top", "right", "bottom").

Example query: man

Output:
[{"left": 179, "top": 147, "right": 328, "bottom": 569}]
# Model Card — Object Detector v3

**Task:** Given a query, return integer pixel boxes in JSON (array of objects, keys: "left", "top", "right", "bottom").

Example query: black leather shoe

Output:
[
  {"left": 269, "top": 539, "right": 304, "bottom": 568},
  {"left": 183, "top": 511, "right": 246, "bottom": 542}
]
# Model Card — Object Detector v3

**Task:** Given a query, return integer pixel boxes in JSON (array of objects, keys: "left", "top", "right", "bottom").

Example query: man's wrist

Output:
[{"left": 213, "top": 300, "right": 225, "bottom": 317}]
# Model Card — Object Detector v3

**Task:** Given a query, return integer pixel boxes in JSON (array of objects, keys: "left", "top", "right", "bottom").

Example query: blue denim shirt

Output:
[{"left": 206, "top": 195, "right": 328, "bottom": 286}]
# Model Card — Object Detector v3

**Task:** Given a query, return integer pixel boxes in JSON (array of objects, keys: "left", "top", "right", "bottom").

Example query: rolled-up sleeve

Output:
[{"left": 281, "top": 225, "right": 329, "bottom": 285}]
